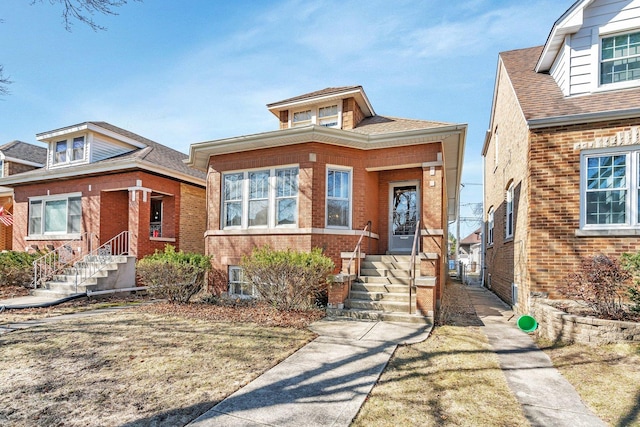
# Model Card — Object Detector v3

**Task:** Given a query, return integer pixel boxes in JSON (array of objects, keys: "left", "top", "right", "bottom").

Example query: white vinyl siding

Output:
[{"left": 90, "top": 136, "right": 135, "bottom": 162}]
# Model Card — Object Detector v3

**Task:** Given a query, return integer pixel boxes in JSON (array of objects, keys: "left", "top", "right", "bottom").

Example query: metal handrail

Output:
[
  {"left": 32, "top": 232, "right": 95, "bottom": 289},
  {"left": 70, "top": 231, "right": 130, "bottom": 293},
  {"left": 346, "top": 221, "right": 371, "bottom": 279},
  {"left": 409, "top": 220, "right": 421, "bottom": 315}
]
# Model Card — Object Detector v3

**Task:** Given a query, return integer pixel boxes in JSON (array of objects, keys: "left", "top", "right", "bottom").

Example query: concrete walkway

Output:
[
  {"left": 188, "top": 320, "right": 432, "bottom": 427},
  {"left": 467, "top": 285, "right": 606, "bottom": 427}
]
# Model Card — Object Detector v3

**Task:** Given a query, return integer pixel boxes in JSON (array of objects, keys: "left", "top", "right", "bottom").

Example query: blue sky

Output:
[{"left": 0, "top": 0, "right": 572, "bottom": 237}]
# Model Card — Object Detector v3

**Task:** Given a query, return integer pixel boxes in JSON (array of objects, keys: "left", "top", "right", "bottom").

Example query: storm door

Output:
[{"left": 389, "top": 182, "right": 419, "bottom": 253}]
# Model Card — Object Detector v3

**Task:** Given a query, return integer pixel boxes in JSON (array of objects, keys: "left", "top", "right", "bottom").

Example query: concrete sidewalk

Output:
[
  {"left": 188, "top": 320, "right": 432, "bottom": 427},
  {"left": 467, "top": 285, "right": 606, "bottom": 427}
]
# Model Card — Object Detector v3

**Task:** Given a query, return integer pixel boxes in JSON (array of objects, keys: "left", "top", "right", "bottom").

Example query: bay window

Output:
[
  {"left": 326, "top": 167, "right": 351, "bottom": 228},
  {"left": 222, "top": 166, "right": 298, "bottom": 229},
  {"left": 29, "top": 194, "right": 82, "bottom": 236}
]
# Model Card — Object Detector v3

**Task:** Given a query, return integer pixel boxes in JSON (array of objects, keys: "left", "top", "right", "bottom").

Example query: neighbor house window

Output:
[
  {"left": 53, "top": 136, "right": 86, "bottom": 165},
  {"left": 228, "top": 266, "right": 255, "bottom": 297},
  {"left": 222, "top": 167, "right": 299, "bottom": 229},
  {"left": 326, "top": 167, "right": 351, "bottom": 228},
  {"left": 487, "top": 207, "right": 494, "bottom": 245},
  {"left": 505, "top": 182, "right": 514, "bottom": 239},
  {"left": 0, "top": 159, "right": 4, "bottom": 178},
  {"left": 28, "top": 194, "right": 81, "bottom": 235},
  {"left": 318, "top": 105, "right": 339, "bottom": 127},
  {"left": 292, "top": 110, "right": 312, "bottom": 127},
  {"left": 601, "top": 31, "right": 640, "bottom": 85},
  {"left": 150, "top": 198, "right": 163, "bottom": 237}
]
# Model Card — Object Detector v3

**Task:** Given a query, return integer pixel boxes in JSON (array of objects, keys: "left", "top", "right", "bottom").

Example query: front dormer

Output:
[
  {"left": 266, "top": 86, "right": 375, "bottom": 131},
  {"left": 37, "top": 122, "right": 147, "bottom": 169},
  {"left": 537, "top": 0, "right": 640, "bottom": 96}
]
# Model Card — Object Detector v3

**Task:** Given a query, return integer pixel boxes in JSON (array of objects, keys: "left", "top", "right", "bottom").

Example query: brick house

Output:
[
  {"left": 187, "top": 86, "right": 466, "bottom": 318},
  {"left": 0, "top": 140, "right": 47, "bottom": 250},
  {"left": 482, "top": 0, "right": 640, "bottom": 312},
  {"left": 0, "top": 122, "right": 206, "bottom": 261}
]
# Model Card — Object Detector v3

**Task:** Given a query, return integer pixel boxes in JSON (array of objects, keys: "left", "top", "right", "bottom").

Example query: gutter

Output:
[{"left": 527, "top": 107, "right": 640, "bottom": 129}]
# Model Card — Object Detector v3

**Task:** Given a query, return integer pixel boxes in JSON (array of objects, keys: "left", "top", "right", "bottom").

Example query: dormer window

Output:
[
  {"left": 53, "top": 136, "right": 86, "bottom": 166},
  {"left": 318, "top": 105, "right": 338, "bottom": 127},
  {"left": 292, "top": 110, "right": 312, "bottom": 127},
  {"left": 601, "top": 31, "right": 640, "bottom": 85}
]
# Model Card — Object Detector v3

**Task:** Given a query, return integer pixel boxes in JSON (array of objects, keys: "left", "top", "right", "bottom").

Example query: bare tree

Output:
[{"left": 1, "top": 0, "right": 139, "bottom": 94}]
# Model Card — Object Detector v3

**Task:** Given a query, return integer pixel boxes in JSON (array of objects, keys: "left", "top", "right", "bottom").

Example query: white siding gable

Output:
[
  {"left": 90, "top": 134, "right": 136, "bottom": 163},
  {"left": 549, "top": 0, "right": 640, "bottom": 96}
]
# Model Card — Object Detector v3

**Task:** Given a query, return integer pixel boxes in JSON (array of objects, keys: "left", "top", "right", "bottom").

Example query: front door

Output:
[{"left": 389, "top": 182, "right": 419, "bottom": 253}]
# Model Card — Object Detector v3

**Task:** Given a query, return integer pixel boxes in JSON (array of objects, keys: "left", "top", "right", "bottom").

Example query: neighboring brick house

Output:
[
  {"left": 187, "top": 86, "right": 466, "bottom": 316},
  {"left": 0, "top": 122, "right": 206, "bottom": 259},
  {"left": 0, "top": 141, "right": 47, "bottom": 250},
  {"left": 482, "top": 0, "right": 640, "bottom": 311}
]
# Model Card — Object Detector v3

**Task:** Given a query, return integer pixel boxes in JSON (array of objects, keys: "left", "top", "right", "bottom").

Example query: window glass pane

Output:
[
  {"left": 68, "top": 197, "right": 81, "bottom": 233},
  {"left": 249, "top": 200, "right": 268, "bottom": 226},
  {"left": 44, "top": 200, "right": 67, "bottom": 233},
  {"left": 319, "top": 105, "right": 338, "bottom": 117},
  {"left": 293, "top": 110, "right": 311, "bottom": 124},
  {"left": 586, "top": 190, "right": 626, "bottom": 224},
  {"left": 225, "top": 202, "right": 242, "bottom": 227},
  {"left": 277, "top": 198, "right": 296, "bottom": 225},
  {"left": 224, "top": 173, "right": 243, "bottom": 201},
  {"left": 29, "top": 201, "right": 42, "bottom": 235},
  {"left": 72, "top": 137, "right": 85, "bottom": 161},
  {"left": 249, "top": 171, "right": 269, "bottom": 199},
  {"left": 276, "top": 168, "right": 298, "bottom": 197},
  {"left": 327, "top": 200, "right": 349, "bottom": 227},
  {"left": 55, "top": 141, "right": 67, "bottom": 163}
]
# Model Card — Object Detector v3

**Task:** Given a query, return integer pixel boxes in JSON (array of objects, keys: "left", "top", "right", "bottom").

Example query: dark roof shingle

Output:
[
  {"left": 501, "top": 46, "right": 640, "bottom": 122},
  {"left": 0, "top": 140, "right": 47, "bottom": 164}
]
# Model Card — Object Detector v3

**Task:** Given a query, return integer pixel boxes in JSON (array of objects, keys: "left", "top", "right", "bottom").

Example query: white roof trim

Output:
[
  {"left": 536, "top": 0, "right": 594, "bottom": 72},
  {"left": 267, "top": 87, "right": 375, "bottom": 118},
  {"left": 2, "top": 156, "right": 44, "bottom": 168},
  {"left": 36, "top": 123, "right": 147, "bottom": 149}
]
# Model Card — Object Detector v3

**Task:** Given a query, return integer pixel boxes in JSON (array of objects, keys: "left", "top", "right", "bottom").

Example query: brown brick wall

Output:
[
  {"left": 179, "top": 183, "right": 206, "bottom": 254},
  {"left": 6, "top": 161, "right": 40, "bottom": 176},
  {"left": 342, "top": 98, "right": 364, "bottom": 130},
  {"left": 528, "top": 119, "right": 640, "bottom": 299},
  {"left": 484, "top": 62, "right": 531, "bottom": 305}
]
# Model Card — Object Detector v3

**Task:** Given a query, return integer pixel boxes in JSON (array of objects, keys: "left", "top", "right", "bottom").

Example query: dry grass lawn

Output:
[
  {"left": 539, "top": 340, "right": 640, "bottom": 426},
  {"left": 0, "top": 309, "right": 315, "bottom": 426},
  {"left": 353, "top": 280, "right": 529, "bottom": 427}
]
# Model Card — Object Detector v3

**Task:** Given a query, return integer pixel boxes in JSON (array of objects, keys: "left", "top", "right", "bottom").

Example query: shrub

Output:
[
  {"left": 241, "top": 246, "right": 334, "bottom": 310},
  {"left": 136, "top": 245, "right": 211, "bottom": 303},
  {"left": 621, "top": 252, "right": 640, "bottom": 313},
  {"left": 560, "top": 254, "right": 632, "bottom": 319},
  {"left": 0, "top": 251, "right": 41, "bottom": 288}
]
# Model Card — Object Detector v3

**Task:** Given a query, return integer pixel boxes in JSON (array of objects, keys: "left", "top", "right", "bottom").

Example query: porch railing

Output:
[
  {"left": 32, "top": 232, "right": 96, "bottom": 289},
  {"left": 69, "top": 231, "right": 130, "bottom": 293},
  {"left": 346, "top": 221, "right": 371, "bottom": 279},
  {"left": 409, "top": 219, "right": 421, "bottom": 315}
]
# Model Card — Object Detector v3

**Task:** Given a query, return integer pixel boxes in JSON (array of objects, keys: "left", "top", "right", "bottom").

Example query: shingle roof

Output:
[
  {"left": 349, "top": 115, "right": 455, "bottom": 135},
  {"left": 460, "top": 228, "right": 482, "bottom": 245},
  {"left": 267, "top": 86, "right": 363, "bottom": 107},
  {"left": 501, "top": 46, "right": 640, "bottom": 122},
  {"left": 0, "top": 140, "right": 47, "bottom": 164}
]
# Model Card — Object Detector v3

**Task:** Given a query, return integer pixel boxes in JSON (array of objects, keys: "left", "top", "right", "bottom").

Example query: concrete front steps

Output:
[
  {"left": 328, "top": 255, "right": 432, "bottom": 325},
  {"left": 32, "top": 255, "right": 136, "bottom": 298}
]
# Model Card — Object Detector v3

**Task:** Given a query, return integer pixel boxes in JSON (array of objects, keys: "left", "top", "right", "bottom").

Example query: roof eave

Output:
[
  {"left": 36, "top": 122, "right": 147, "bottom": 149},
  {"left": 267, "top": 87, "right": 375, "bottom": 118},
  {"left": 0, "top": 159, "right": 205, "bottom": 188}
]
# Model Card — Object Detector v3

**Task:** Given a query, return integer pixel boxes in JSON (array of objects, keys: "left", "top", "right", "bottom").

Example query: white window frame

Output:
[
  {"left": 228, "top": 266, "right": 256, "bottom": 298},
  {"left": 28, "top": 192, "right": 82, "bottom": 237},
  {"left": 580, "top": 147, "right": 639, "bottom": 229},
  {"left": 599, "top": 30, "right": 640, "bottom": 88},
  {"left": 221, "top": 165, "right": 299, "bottom": 230},
  {"left": 487, "top": 207, "right": 494, "bottom": 246},
  {"left": 150, "top": 197, "right": 163, "bottom": 237},
  {"left": 326, "top": 165, "right": 352, "bottom": 229},
  {"left": 0, "top": 159, "right": 4, "bottom": 178},
  {"left": 52, "top": 135, "right": 87, "bottom": 167},
  {"left": 505, "top": 183, "right": 514, "bottom": 239},
  {"left": 288, "top": 103, "right": 342, "bottom": 129}
]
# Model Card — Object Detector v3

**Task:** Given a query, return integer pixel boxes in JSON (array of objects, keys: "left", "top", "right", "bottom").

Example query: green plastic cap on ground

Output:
[{"left": 517, "top": 315, "right": 538, "bottom": 332}]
